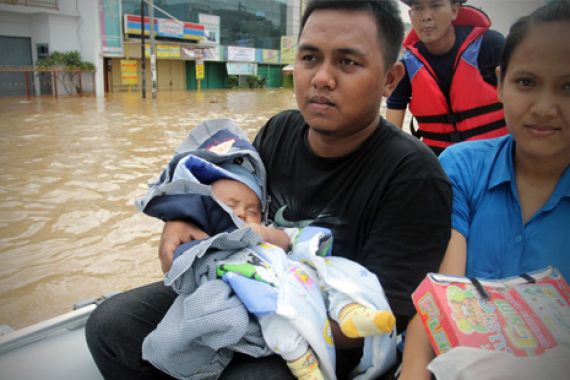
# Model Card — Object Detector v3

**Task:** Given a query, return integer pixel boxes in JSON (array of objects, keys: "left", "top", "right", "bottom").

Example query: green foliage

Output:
[
  {"left": 36, "top": 50, "right": 95, "bottom": 70},
  {"left": 246, "top": 75, "right": 266, "bottom": 89},
  {"left": 227, "top": 75, "right": 239, "bottom": 88},
  {"left": 227, "top": 75, "right": 266, "bottom": 89}
]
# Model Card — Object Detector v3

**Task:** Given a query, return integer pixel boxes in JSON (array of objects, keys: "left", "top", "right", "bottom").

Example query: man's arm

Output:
[
  {"left": 479, "top": 29, "right": 506, "bottom": 87},
  {"left": 399, "top": 229, "right": 467, "bottom": 380},
  {"left": 385, "top": 109, "right": 406, "bottom": 129}
]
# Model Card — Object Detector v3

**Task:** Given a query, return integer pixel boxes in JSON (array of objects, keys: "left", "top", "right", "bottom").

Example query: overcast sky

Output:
[{"left": 398, "top": 1, "right": 411, "bottom": 24}]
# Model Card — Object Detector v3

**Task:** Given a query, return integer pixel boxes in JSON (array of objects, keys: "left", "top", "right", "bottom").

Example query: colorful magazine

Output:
[{"left": 412, "top": 266, "right": 570, "bottom": 356}]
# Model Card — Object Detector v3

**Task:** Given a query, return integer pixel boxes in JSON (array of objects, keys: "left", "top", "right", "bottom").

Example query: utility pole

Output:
[
  {"left": 140, "top": 0, "right": 146, "bottom": 99},
  {"left": 149, "top": 0, "right": 157, "bottom": 99}
]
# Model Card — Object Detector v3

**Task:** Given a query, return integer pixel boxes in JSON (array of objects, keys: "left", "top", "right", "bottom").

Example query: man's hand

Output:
[{"left": 158, "top": 220, "right": 208, "bottom": 273}]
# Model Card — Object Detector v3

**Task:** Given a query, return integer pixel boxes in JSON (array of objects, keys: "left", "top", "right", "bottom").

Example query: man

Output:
[
  {"left": 386, "top": 0, "right": 507, "bottom": 155},
  {"left": 86, "top": 1, "right": 452, "bottom": 379}
]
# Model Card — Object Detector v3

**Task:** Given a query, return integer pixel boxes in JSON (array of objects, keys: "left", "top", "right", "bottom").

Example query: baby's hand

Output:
[
  {"left": 243, "top": 222, "right": 265, "bottom": 237},
  {"left": 244, "top": 223, "right": 291, "bottom": 251}
]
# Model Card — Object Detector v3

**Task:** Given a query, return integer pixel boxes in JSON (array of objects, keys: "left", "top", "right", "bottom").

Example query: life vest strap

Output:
[
  {"left": 415, "top": 119, "right": 507, "bottom": 143},
  {"left": 415, "top": 102, "right": 503, "bottom": 125}
]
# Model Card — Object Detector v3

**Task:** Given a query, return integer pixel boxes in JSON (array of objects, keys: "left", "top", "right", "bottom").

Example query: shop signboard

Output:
[
  {"left": 227, "top": 46, "right": 256, "bottom": 62},
  {"left": 124, "top": 15, "right": 205, "bottom": 42},
  {"left": 157, "top": 19, "right": 184, "bottom": 39},
  {"left": 199, "top": 13, "right": 221, "bottom": 61},
  {"left": 280, "top": 36, "right": 297, "bottom": 64},
  {"left": 144, "top": 44, "right": 181, "bottom": 59},
  {"left": 98, "top": 0, "right": 124, "bottom": 57},
  {"left": 120, "top": 59, "right": 138, "bottom": 85},
  {"left": 196, "top": 60, "right": 205, "bottom": 80},
  {"left": 260, "top": 49, "right": 280, "bottom": 64},
  {"left": 226, "top": 62, "right": 257, "bottom": 76}
]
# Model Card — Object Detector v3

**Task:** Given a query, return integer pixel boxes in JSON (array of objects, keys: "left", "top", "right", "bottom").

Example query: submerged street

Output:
[
  {"left": 0, "top": 88, "right": 404, "bottom": 329},
  {"left": 0, "top": 89, "right": 300, "bottom": 329}
]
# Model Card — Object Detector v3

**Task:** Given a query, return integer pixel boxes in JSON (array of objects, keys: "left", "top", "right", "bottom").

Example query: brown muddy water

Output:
[{"left": 0, "top": 89, "right": 407, "bottom": 330}]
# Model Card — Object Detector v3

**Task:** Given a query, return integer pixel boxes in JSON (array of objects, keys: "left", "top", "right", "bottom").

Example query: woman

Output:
[{"left": 400, "top": 1, "right": 570, "bottom": 379}]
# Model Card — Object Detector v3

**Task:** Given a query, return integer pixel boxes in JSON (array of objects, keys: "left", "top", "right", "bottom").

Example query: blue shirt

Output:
[{"left": 439, "top": 135, "right": 570, "bottom": 280}]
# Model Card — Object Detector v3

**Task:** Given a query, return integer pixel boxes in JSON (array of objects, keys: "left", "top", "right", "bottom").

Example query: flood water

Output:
[{"left": 0, "top": 89, "right": 407, "bottom": 330}]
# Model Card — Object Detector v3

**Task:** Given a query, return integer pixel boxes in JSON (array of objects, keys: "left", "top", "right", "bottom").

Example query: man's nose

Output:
[
  {"left": 312, "top": 61, "right": 335, "bottom": 89},
  {"left": 421, "top": 9, "right": 434, "bottom": 21}
]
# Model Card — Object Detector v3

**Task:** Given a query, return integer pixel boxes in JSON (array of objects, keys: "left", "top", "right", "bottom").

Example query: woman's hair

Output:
[
  {"left": 299, "top": 0, "right": 404, "bottom": 68},
  {"left": 499, "top": 0, "right": 570, "bottom": 81}
]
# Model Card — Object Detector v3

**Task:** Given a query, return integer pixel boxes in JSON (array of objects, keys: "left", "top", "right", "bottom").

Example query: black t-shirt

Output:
[
  {"left": 387, "top": 26, "right": 505, "bottom": 110},
  {"left": 253, "top": 110, "right": 452, "bottom": 332}
]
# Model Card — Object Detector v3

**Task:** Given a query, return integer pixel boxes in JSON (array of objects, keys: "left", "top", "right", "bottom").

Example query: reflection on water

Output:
[
  {"left": 0, "top": 89, "right": 300, "bottom": 329},
  {"left": 0, "top": 89, "right": 407, "bottom": 329}
]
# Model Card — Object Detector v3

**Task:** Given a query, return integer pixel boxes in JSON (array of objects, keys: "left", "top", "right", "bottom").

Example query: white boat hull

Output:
[{"left": 0, "top": 304, "right": 103, "bottom": 380}]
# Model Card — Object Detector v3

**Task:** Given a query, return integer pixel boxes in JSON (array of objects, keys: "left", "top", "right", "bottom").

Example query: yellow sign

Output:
[
  {"left": 196, "top": 63, "right": 205, "bottom": 80},
  {"left": 280, "top": 36, "right": 297, "bottom": 64},
  {"left": 144, "top": 44, "right": 181, "bottom": 58},
  {"left": 262, "top": 49, "right": 279, "bottom": 64},
  {"left": 120, "top": 59, "right": 138, "bottom": 85}
]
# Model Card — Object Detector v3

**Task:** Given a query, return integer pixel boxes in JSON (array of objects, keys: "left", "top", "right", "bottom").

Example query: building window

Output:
[{"left": 37, "top": 43, "right": 49, "bottom": 60}]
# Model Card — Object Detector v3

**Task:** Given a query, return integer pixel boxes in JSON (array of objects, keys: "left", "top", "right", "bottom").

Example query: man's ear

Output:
[
  {"left": 495, "top": 66, "right": 503, "bottom": 102},
  {"left": 383, "top": 61, "right": 405, "bottom": 97},
  {"left": 451, "top": 2, "right": 460, "bottom": 22}
]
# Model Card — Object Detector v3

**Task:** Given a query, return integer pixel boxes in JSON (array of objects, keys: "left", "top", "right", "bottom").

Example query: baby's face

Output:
[{"left": 211, "top": 179, "right": 262, "bottom": 224}]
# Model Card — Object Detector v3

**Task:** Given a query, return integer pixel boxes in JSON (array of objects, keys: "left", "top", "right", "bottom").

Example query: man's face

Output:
[
  {"left": 294, "top": 9, "right": 396, "bottom": 138},
  {"left": 408, "top": 0, "right": 459, "bottom": 46}
]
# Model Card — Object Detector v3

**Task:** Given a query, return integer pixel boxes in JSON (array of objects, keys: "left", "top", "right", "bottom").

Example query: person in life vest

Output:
[{"left": 386, "top": 0, "right": 508, "bottom": 155}]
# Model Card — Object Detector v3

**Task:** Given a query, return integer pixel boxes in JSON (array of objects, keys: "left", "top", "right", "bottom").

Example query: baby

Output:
[
  {"left": 138, "top": 119, "right": 398, "bottom": 379},
  {"left": 210, "top": 175, "right": 395, "bottom": 379}
]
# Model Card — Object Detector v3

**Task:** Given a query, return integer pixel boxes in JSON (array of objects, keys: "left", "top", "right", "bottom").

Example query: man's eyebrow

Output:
[
  {"left": 297, "top": 43, "right": 319, "bottom": 52},
  {"left": 297, "top": 44, "right": 366, "bottom": 57},
  {"left": 336, "top": 48, "right": 367, "bottom": 57}
]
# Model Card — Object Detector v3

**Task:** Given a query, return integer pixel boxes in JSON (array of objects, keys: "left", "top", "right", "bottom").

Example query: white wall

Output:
[
  {"left": 48, "top": 14, "right": 80, "bottom": 52},
  {"left": 30, "top": 14, "right": 50, "bottom": 49},
  {"left": 75, "top": 0, "right": 99, "bottom": 66},
  {"left": 57, "top": 0, "right": 82, "bottom": 14},
  {"left": 0, "top": 12, "right": 32, "bottom": 37},
  {"left": 0, "top": 0, "right": 102, "bottom": 95},
  {"left": 75, "top": 0, "right": 104, "bottom": 97},
  {"left": 287, "top": 0, "right": 301, "bottom": 36},
  {"left": 469, "top": 0, "right": 546, "bottom": 36}
]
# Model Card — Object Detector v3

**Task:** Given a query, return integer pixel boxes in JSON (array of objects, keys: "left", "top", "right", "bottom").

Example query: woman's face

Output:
[{"left": 498, "top": 21, "right": 570, "bottom": 164}]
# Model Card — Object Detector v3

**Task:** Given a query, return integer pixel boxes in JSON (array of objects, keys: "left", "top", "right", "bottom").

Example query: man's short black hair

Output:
[
  {"left": 299, "top": 0, "right": 405, "bottom": 68},
  {"left": 401, "top": 0, "right": 466, "bottom": 5}
]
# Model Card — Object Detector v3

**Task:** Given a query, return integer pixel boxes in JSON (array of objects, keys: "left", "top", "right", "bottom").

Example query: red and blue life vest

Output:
[{"left": 403, "top": 6, "right": 508, "bottom": 153}]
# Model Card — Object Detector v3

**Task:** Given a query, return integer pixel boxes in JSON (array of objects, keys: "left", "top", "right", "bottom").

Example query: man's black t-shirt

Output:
[{"left": 253, "top": 110, "right": 452, "bottom": 332}]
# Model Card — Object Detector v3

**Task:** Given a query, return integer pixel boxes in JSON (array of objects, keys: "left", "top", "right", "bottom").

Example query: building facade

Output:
[
  {"left": 0, "top": 0, "right": 302, "bottom": 96},
  {"left": 0, "top": 0, "right": 548, "bottom": 97},
  {"left": 0, "top": 0, "right": 99, "bottom": 96}
]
